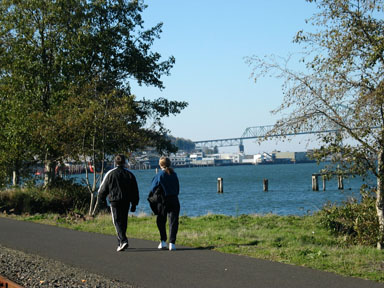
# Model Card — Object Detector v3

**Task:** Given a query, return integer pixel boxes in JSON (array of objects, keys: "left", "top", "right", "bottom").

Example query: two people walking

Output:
[{"left": 97, "top": 155, "right": 180, "bottom": 252}]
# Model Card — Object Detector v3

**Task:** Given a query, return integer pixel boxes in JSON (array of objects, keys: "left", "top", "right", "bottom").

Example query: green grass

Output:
[{"left": 4, "top": 213, "right": 384, "bottom": 282}]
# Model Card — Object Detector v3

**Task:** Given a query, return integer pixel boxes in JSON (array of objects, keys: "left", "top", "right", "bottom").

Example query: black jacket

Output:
[
  {"left": 147, "top": 185, "right": 166, "bottom": 216},
  {"left": 98, "top": 166, "right": 139, "bottom": 206}
]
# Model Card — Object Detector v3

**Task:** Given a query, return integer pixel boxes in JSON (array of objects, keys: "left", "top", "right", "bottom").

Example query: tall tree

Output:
[
  {"left": 0, "top": 0, "right": 186, "bottom": 187},
  {"left": 0, "top": 0, "right": 88, "bottom": 185},
  {"left": 246, "top": 0, "right": 384, "bottom": 249},
  {"left": 0, "top": 93, "right": 37, "bottom": 186}
]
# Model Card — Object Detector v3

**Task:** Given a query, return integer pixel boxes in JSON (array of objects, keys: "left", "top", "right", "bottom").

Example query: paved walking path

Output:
[{"left": 0, "top": 217, "right": 383, "bottom": 288}]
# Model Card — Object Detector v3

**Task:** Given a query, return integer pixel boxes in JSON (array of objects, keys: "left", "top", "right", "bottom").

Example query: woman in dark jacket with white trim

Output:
[{"left": 150, "top": 156, "right": 180, "bottom": 251}]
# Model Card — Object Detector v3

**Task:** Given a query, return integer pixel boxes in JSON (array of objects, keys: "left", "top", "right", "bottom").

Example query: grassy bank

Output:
[{"left": 4, "top": 213, "right": 384, "bottom": 282}]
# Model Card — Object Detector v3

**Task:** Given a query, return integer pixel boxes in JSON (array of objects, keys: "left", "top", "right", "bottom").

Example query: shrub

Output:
[
  {"left": 0, "top": 179, "right": 89, "bottom": 215},
  {"left": 318, "top": 186, "right": 379, "bottom": 246}
]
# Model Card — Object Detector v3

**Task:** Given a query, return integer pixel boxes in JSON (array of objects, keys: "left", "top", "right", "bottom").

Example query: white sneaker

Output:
[
  {"left": 169, "top": 243, "right": 176, "bottom": 251},
  {"left": 158, "top": 241, "right": 167, "bottom": 249},
  {"left": 117, "top": 242, "right": 128, "bottom": 252}
]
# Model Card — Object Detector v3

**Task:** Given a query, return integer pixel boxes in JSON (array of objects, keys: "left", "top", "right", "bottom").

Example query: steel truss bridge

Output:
[{"left": 194, "top": 125, "right": 341, "bottom": 150}]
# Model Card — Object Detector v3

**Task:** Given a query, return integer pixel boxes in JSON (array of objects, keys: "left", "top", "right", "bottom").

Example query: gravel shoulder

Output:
[{"left": 0, "top": 244, "right": 134, "bottom": 288}]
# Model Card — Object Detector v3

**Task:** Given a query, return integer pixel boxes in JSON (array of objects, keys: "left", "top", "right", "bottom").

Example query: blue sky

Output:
[{"left": 132, "top": 1, "right": 320, "bottom": 153}]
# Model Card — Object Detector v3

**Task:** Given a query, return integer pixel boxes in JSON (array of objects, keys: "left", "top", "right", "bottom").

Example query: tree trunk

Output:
[
  {"left": 376, "top": 148, "right": 384, "bottom": 249},
  {"left": 91, "top": 195, "right": 100, "bottom": 216},
  {"left": 12, "top": 170, "right": 19, "bottom": 186},
  {"left": 89, "top": 192, "right": 95, "bottom": 216},
  {"left": 12, "top": 161, "right": 21, "bottom": 186},
  {"left": 44, "top": 159, "right": 56, "bottom": 187}
]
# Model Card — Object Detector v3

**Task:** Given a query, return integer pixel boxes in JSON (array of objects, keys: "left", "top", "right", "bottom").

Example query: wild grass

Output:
[
  {"left": 5, "top": 212, "right": 384, "bottom": 282},
  {"left": 0, "top": 181, "right": 89, "bottom": 214}
]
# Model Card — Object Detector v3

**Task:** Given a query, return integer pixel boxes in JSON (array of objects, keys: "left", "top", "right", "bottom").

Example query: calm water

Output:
[{"left": 77, "top": 163, "right": 375, "bottom": 217}]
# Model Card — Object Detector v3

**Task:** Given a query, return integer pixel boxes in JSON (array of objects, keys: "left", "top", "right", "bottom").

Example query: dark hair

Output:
[{"left": 115, "top": 154, "right": 126, "bottom": 166}]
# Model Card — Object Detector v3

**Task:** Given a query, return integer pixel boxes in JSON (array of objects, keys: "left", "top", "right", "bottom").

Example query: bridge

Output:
[{"left": 193, "top": 125, "right": 341, "bottom": 152}]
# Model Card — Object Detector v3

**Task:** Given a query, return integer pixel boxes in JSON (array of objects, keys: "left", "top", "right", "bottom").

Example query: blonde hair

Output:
[{"left": 159, "top": 156, "right": 174, "bottom": 175}]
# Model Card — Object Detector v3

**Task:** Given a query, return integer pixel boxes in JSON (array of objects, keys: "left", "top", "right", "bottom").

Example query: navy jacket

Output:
[{"left": 150, "top": 169, "right": 179, "bottom": 197}]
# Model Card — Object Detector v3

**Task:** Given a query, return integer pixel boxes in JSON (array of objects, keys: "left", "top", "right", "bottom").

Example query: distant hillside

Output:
[{"left": 169, "top": 136, "right": 195, "bottom": 152}]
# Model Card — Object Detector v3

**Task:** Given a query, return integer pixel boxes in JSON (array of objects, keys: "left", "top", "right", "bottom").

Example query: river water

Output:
[{"left": 75, "top": 162, "right": 376, "bottom": 217}]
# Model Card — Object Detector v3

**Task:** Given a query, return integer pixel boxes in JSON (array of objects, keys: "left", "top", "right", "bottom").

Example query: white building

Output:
[
  {"left": 170, "top": 153, "right": 190, "bottom": 167},
  {"left": 191, "top": 157, "right": 215, "bottom": 166},
  {"left": 241, "top": 153, "right": 273, "bottom": 165},
  {"left": 218, "top": 153, "right": 243, "bottom": 163},
  {"left": 190, "top": 152, "right": 204, "bottom": 161}
]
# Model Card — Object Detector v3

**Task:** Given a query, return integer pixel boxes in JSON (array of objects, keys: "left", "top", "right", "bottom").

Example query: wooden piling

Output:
[
  {"left": 217, "top": 177, "right": 223, "bottom": 193},
  {"left": 322, "top": 176, "right": 326, "bottom": 191},
  {"left": 338, "top": 175, "right": 344, "bottom": 190},
  {"left": 312, "top": 174, "right": 319, "bottom": 191},
  {"left": 263, "top": 178, "right": 268, "bottom": 192}
]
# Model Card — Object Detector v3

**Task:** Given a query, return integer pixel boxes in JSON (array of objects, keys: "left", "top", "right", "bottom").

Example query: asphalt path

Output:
[{"left": 0, "top": 217, "right": 383, "bottom": 288}]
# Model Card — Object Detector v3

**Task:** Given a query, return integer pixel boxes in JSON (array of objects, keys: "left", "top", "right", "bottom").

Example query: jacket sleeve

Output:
[
  {"left": 150, "top": 173, "right": 161, "bottom": 193},
  {"left": 130, "top": 173, "right": 140, "bottom": 207},
  {"left": 97, "top": 173, "right": 110, "bottom": 200},
  {"left": 176, "top": 174, "right": 180, "bottom": 195}
]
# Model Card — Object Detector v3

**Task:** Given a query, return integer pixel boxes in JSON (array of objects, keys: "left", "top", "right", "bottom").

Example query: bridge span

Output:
[{"left": 193, "top": 125, "right": 340, "bottom": 151}]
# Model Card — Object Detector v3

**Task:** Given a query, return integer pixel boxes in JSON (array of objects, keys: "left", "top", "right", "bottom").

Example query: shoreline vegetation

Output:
[{"left": 2, "top": 212, "right": 383, "bottom": 283}]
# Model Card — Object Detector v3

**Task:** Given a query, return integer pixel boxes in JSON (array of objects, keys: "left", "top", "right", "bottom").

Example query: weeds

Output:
[
  {"left": 318, "top": 186, "right": 379, "bottom": 246},
  {"left": 0, "top": 179, "right": 89, "bottom": 215}
]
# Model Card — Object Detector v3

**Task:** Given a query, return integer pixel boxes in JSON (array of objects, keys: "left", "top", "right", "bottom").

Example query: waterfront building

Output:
[
  {"left": 272, "top": 151, "right": 314, "bottom": 163},
  {"left": 190, "top": 152, "right": 204, "bottom": 161},
  {"left": 242, "top": 153, "right": 273, "bottom": 165},
  {"left": 218, "top": 153, "right": 243, "bottom": 163},
  {"left": 191, "top": 157, "right": 215, "bottom": 166},
  {"left": 129, "top": 149, "right": 316, "bottom": 169},
  {"left": 170, "top": 153, "right": 191, "bottom": 167}
]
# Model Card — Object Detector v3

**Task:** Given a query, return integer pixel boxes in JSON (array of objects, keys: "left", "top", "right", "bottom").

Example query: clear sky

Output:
[{"left": 132, "top": 0, "right": 320, "bottom": 154}]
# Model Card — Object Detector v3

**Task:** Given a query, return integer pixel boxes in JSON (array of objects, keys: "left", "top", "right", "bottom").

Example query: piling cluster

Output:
[
  {"left": 312, "top": 174, "right": 344, "bottom": 191},
  {"left": 216, "top": 174, "right": 345, "bottom": 194}
]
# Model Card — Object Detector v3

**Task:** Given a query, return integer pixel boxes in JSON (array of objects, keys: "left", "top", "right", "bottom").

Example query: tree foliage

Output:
[
  {"left": 246, "top": 0, "right": 384, "bottom": 248},
  {"left": 0, "top": 0, "right": 187, "bottom": 188}
]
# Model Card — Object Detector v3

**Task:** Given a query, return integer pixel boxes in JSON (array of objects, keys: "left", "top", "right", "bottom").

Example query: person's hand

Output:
[{"left": 130, "top": 205, "right": 136, "bottom": 213}]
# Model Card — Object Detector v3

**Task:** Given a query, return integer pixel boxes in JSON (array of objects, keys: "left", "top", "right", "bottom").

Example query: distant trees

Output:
[
  {"left": 247, "top": 0, "right": 384, "bottom": 249},
  {"left": 201, "top": 146, "right": 218, "bottom": 155},
  {"left": 169, "top": 136, "right": 196, "bottom": 152},
  {"left": 0, "top": 0, "right": 187, "bottom": 190}
]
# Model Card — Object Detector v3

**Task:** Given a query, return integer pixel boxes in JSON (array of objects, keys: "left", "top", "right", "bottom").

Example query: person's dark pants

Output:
[
  {"left": 157, "top": 196, "right": 180, "bottom": 244},
  {"left": 110, "top": 201, "right": 130, "bottom": 245}
]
